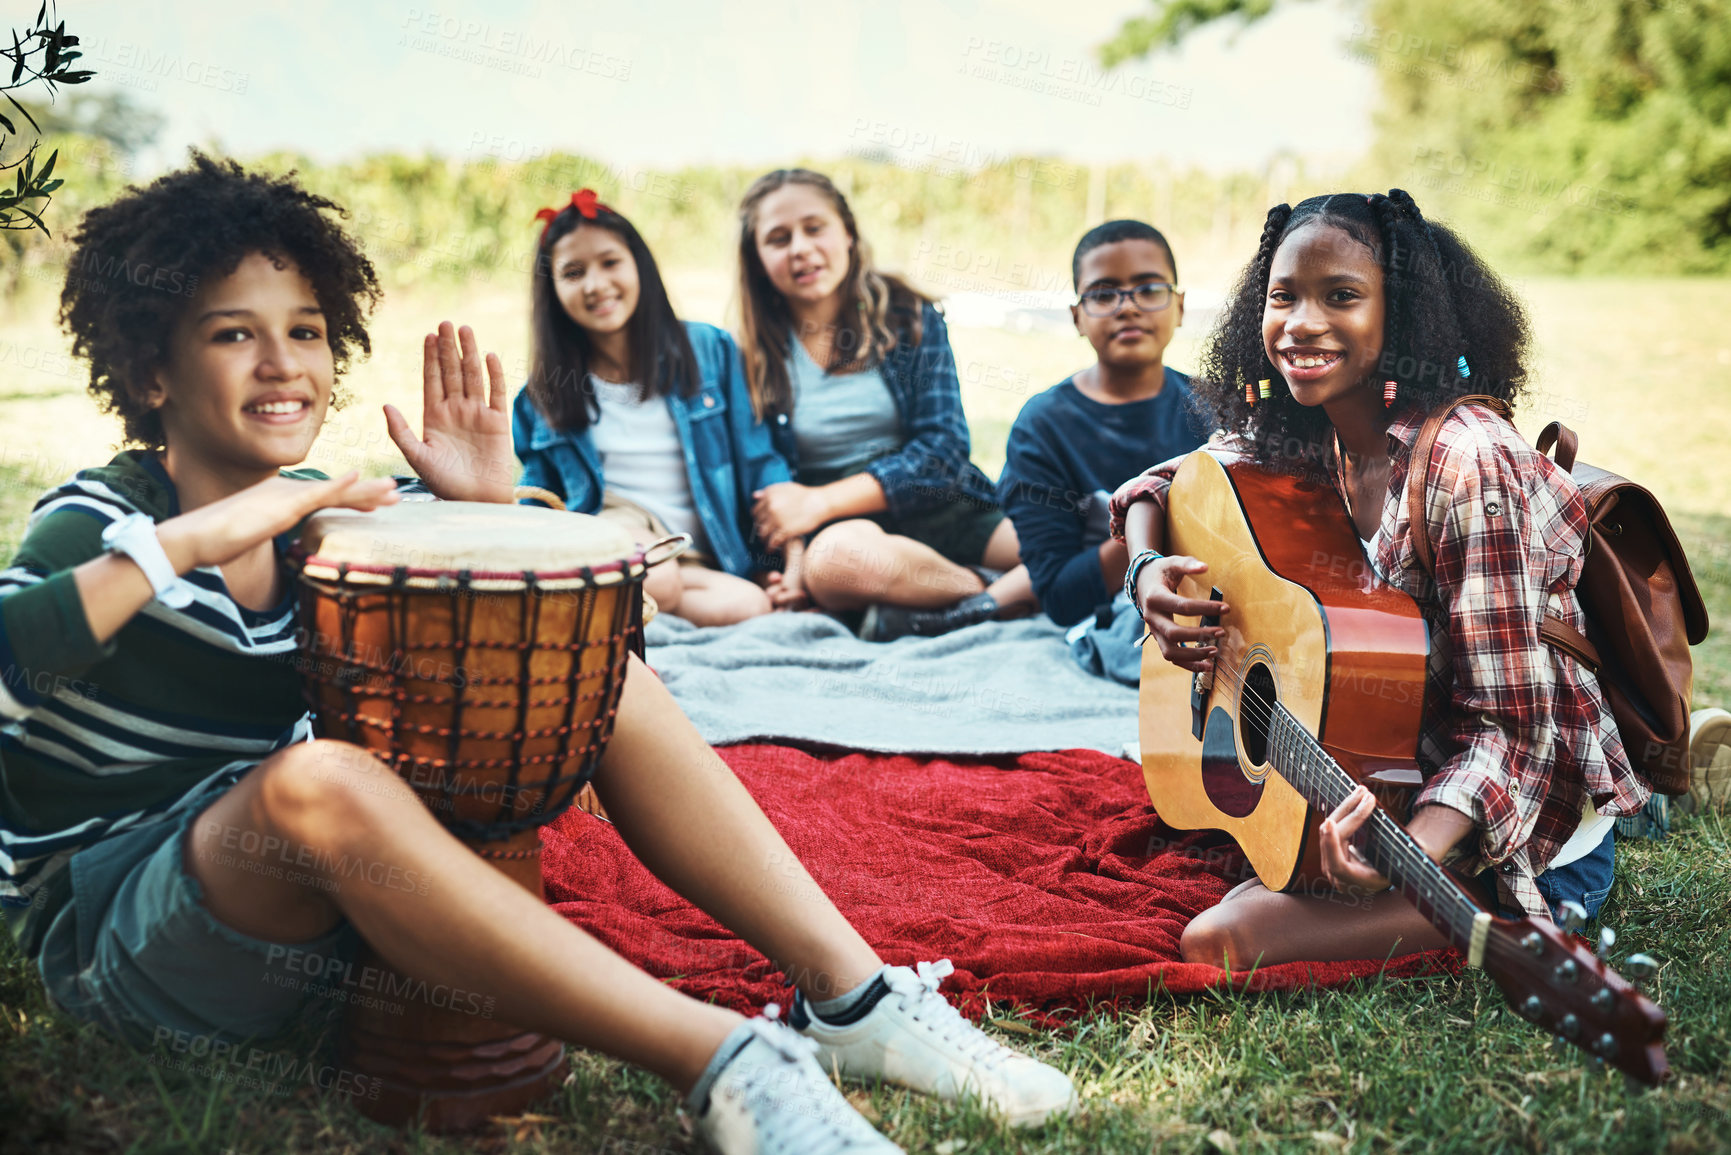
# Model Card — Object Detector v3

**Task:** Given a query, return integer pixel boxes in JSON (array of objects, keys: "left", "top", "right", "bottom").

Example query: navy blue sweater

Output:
[{"left": 998, "top": 371, "right": 1207, "bottom": 627}]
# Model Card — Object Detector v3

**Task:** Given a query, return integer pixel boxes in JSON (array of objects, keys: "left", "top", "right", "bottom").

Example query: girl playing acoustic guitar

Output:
[{"left": 1114, "top": 190, "right": 1646, "bottom": 968}]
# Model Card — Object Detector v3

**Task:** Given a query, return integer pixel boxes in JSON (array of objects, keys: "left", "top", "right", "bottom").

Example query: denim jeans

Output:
[{"left": 1533, "top": 824, "right": 1616, "bottom": 921}]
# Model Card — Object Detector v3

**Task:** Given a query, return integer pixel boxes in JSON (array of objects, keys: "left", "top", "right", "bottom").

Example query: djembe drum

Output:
[{"left": 293, "top": 500, "right": 682, "bottom": 1130}]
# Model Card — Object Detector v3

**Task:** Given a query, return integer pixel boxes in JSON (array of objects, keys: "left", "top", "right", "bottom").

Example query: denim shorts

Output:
[
  {"left": 803, "top": 464, "right": 1006, "bottom": 567},
  {"left": 1534, "top": 822, "right": 1616, "bottom": 921},
  {"left": 36, "top": 777, "right": 358, "bottom": 1050}
]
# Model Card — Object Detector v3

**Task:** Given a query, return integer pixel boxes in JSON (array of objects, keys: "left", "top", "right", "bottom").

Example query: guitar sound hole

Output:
[{"left": 1239, "top": 661, "right": 1277, "bottom": 767}]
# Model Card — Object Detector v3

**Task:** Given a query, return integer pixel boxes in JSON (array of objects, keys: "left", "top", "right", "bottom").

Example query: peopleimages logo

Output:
[
  {"left": 399, "top": 9, "right": 631, "bottom": 80},
  {"left": 77, "top": 37, "right": 249, "bottom": 93},
  {"left": 958, "top": 37, "right": 1193, "bottom": 109}
]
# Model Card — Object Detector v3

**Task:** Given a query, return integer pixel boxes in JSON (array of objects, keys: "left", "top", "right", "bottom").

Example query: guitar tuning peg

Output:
[
  {"left": 1558, "top": 900, "right": 1588, "bottom": 936},
  {"left": 1596, "top": 927, "right": 1616, "bottom": 960},
  {"left": 1625, "top": 953, "right": 1658, "bottom": 992}
]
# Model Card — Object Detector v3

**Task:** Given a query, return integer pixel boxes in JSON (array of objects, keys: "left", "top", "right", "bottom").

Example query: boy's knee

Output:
[{"left": 258, "top": 740, "right": 403, "bottom": 836}]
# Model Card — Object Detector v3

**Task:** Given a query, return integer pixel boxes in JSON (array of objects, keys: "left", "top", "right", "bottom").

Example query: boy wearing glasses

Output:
[{"left": 999, "top": 221, "right": 1208, "bottom": 628}]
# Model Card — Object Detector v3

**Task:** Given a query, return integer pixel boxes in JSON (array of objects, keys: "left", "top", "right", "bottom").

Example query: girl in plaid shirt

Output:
[
  {"left": 733, "top": 169, "right": 1039, "bottom": 638},
  {"left": 1112, "top": 190, "right": 1643, "bottom": 969}
]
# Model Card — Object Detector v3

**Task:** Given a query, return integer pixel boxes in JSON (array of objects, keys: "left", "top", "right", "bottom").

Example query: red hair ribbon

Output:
[{"left": 534, "top": 188, "right": 613, "bottom": 238}]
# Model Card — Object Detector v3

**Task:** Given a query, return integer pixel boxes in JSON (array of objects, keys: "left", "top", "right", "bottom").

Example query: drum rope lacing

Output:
[{"left": 298, "top": 558, "right": 639, "bottom": 844}]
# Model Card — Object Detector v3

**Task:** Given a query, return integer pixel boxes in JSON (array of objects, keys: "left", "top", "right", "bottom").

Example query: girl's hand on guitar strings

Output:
[
  {"left": 1133, "top": 554, "right": 1229, "bottom": 674},
  {"left": 1319, "top": 785, "right": 1389, "bottom": 893}
]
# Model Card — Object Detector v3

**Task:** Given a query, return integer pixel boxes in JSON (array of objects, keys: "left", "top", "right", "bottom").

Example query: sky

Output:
[{"left": 64, "top": 0, "right": 1376, "bottom": 176}]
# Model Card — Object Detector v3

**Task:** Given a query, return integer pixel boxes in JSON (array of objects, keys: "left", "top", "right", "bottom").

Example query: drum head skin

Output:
[{"left": 298, "top": 502, "right": 642, "bottom": 590}]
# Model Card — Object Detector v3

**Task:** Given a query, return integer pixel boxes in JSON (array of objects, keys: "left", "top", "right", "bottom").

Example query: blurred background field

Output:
[
  {"left": 3, "top": 254, "right": 1729, "bottom": 577},
  {"left": 5, "top": 252, "right": 1728, "bottom": 711}
]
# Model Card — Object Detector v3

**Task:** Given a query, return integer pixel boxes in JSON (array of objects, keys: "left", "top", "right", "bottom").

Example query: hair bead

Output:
[
  {"left": 1457, "top": 354, "right": 1471, "bottom": 379},
  {"left": 1257, "top": 378, "right": 1272, "bottom": 400},
  {"left": 1245, "top": 378, "right": 1257, "bottom": 404},
  {"left": 1383, "top": 379, "right": 1398, "bottom": 408}
]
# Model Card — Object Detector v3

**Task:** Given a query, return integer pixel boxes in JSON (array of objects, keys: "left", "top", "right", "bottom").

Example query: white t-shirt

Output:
[{"left": 587, "top": 375, "right": 705, "bottom": 549}]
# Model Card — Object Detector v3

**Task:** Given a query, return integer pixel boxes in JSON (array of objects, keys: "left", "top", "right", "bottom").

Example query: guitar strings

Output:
[
  {"left": 1170, "top": 641, "right": 1482, "bottom": 934},
  {"left": 1186, "top": 657, "right": 1641, "bottom": 1068}
]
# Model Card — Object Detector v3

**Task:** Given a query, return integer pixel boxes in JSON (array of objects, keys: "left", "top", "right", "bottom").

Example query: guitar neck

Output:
[{"left": 1267, "top": 705, "right": 1484, "bottom": 952}]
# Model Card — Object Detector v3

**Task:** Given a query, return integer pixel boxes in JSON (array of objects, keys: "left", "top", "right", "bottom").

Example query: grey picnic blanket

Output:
[{"left": 641, "top": 611, "right": 1139, "bottom": 757}]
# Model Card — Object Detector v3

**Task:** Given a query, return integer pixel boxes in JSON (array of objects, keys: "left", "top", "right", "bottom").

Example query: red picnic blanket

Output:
[{"left": 540, "top": 744, "right": 1460, "bottom": 1021}]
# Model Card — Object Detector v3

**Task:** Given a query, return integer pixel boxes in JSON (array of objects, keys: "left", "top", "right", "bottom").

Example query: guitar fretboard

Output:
[{"left": 1265, "top": 703, "right": 1481, "bottom": 951}]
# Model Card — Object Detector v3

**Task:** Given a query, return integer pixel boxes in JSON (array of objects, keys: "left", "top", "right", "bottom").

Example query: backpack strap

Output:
[
  {"left": 1403, "top": 394, "right": 1512, "bottom": 575},
  {"left": 1535, "top": 421, "right": 1579, "bottom": 471},
  {"left": 1538, "top": 615, "right": 1600, "bottom": 674},
  {"left": 1401, "top": 393, "right": 1605, "bottom": 671}
]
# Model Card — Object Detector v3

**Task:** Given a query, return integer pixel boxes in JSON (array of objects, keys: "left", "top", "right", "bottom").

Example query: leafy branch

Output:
[
  {"left": 1, "top": 1, "right": 93, "bottom": 235},
  {"left": 1097, "top": 0, "right": 1306, "bottom": 66}
]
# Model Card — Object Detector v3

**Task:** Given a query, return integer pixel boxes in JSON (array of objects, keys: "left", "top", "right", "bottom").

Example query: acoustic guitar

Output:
[{"left": 1138, "top": 450, "right": 1669, "bottom": 1086}]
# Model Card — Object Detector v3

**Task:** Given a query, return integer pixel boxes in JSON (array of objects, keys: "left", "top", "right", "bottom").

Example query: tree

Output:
[
  {"left": 1, "top": 1, "right": 94, "bottom": 236},
  {"left": 1101, "top": 0, "right": 1731, "bottom": 273}
]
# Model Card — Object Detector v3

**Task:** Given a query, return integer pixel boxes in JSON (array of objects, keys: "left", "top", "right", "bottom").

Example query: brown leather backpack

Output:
[{"left": 1405, "top": 395, "right": 1710, "bottom": 794}]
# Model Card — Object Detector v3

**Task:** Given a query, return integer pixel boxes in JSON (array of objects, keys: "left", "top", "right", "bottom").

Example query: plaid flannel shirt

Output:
[
  {"left": 765, "top": 302, "right": 999, "bottom": 520},
  {"left": 1109, "top": 404, "right": 1645, "bottom": 920}
]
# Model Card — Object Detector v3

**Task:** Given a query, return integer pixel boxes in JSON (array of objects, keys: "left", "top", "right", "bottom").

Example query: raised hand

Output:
[{"left": 384, "top": 321, "right": 515, "bottom": 504}]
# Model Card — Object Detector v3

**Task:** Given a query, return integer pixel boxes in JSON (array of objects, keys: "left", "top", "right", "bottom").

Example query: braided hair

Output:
[{"left": 1194, "top": 189, "right": 1530, "bottom": 471}]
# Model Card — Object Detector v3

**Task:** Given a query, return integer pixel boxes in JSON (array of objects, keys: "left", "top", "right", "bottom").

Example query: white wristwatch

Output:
[{"left": 101, "top": 513, "right": 195, "bottom": 609}]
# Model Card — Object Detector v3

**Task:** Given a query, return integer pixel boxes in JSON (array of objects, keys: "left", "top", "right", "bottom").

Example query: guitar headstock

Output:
[{"left": 1481, "top": 906, "right": 1669, "bottom": 1087}]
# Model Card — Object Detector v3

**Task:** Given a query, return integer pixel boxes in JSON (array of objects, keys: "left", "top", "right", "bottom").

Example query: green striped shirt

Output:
[{"left": 1, "top": 451, "right": 334, "bottom": 954}]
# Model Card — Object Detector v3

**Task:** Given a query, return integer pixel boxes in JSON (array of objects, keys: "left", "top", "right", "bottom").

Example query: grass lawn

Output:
[{"left": 1, "top": 278, "right": 1729, "bottom": 1153}]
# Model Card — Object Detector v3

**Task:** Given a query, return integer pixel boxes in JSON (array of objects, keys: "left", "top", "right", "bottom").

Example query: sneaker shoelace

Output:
[
  {"left": 726, "top": 1006, "right": 885, "bottom": 1155},
  {"left": 883, "top": 960, "right": 1015, "bottom": 1072}
]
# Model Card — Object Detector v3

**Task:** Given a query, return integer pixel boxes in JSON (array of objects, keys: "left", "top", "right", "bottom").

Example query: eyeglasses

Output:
[{"left": 1077, "top": 282, "right": 1180, "bottom": 316}]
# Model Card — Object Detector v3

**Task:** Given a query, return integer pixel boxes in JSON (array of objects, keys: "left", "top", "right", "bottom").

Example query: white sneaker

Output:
[
  {"left": 793, "top": 960, "right": 1078, "bottom": 1128},
  {"left": 1679, "top": 707, "right": 1731, "bottom": 815},
  {"left": 687, "top": 1011, "right": 904, "bottom": 1155}
]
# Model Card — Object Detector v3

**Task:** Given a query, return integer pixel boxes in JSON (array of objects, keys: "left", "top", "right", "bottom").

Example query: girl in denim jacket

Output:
[{"left": 513, "top": 191, "right": 787, "bottom": 625}]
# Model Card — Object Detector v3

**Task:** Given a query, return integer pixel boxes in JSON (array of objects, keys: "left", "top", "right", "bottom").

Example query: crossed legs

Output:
[
  {"left": 800, "top": 517, "right": 1036, "bottom": 614},
  {"left": 186, "top": 655, "right": 881, "bottom": 1092},
  {"left": 642, "top": 557, "right": 773, "bottom": 626}
]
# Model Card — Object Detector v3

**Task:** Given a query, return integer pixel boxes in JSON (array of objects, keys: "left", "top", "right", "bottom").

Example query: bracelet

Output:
[
  {"left": 1122, "top": 548, "right": 1164, "bottom": 607},
  {"left": 101, "top": 513, "right": 195, "bottom": 609}
]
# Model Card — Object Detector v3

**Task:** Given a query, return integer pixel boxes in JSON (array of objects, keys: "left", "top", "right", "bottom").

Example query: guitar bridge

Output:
[{"left": 1190, "top": 587, "right": 1223, "bottom": 740}]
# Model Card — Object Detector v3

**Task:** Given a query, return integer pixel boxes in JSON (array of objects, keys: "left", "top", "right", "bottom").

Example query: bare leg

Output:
[
  {"left": 801, "top": 520, "right": 984, "bottom": 611},
  {"left": 642, "top": 551, "right": 685, "bottom": 618},
  {"left": 1179, "top": 877, "right": 1448, "bottom": 969},
  {"left": 985, "top": 567, "right": 1035, "bottom": 615},
  {"left": 593, "top": 656, "right": 884, "bottom": 1001},
  {"left": 188, "top": 739, "right": 738, "bottom": 1091},
  {"left": 186, "top": 657, "right": 881, "bottom": 1091},
  {"left": 977, "top": 519, "right": 1035, "bottom": 613},
  {"left": 670, "top": 565, "right": 774, "bottom": 627}
]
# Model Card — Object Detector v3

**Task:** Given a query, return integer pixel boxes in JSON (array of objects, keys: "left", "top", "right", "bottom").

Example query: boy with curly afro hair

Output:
[{"left": 0, "top": 152, "right": 1074, "bottom": 1153}]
